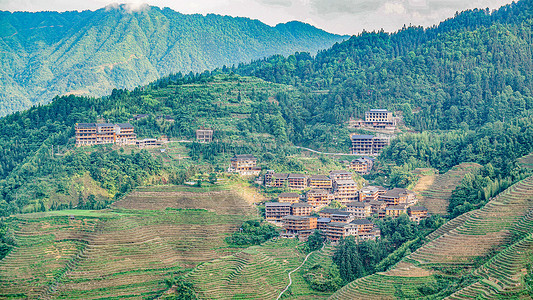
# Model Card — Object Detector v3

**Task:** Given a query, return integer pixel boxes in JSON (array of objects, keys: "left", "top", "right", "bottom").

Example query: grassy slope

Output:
[
  {"left": 413, "top": 163, "right": 482, "bottom": 215},
  {"left": 329, "top": 175, "right": 533, "bottom": 299},
  {"left": 0, "top": 185, "right": 257, "bottom": 299}
]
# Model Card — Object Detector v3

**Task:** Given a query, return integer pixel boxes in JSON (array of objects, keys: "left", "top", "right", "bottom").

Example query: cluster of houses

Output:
[
  {"left": 75, "top": 123, "right": 168, "bottom": 148},
  {"left": 265, "top": 184, "right": 428, "bottom": 242}
]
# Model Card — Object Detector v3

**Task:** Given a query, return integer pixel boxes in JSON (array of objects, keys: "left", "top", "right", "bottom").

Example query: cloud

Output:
[
  {"left": 310, "top": 0, "right": 384, "bottom": 15},
  {"left": 257, "top": 0, "right": 293, "bottom": 7}
]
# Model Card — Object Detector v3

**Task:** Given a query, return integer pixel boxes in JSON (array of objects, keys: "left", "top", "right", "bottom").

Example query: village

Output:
[{"left": 74, "top": 109, "right": 428, "bottom": 244}]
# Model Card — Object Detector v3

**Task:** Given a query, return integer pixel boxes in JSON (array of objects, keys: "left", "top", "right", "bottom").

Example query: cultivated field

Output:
[
  {"left": 187, "top": 239, "right": 335, "bottom": 300},
  {"left": 413, "top": 163, "right": 482, "bottom": 215},
  {"left": 330, "top": 175, "right": 533, "bottom": 299},
  {"left": 518, "top": 152, "right": 533, "bottom": 169},
  {"left": 0, "top": 185, "right": 257, "bottom": 299}
]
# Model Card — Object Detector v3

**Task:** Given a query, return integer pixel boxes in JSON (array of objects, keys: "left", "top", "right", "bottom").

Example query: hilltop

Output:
[{"left": 0, "top": 5, "right": 346, "bottom": 115}]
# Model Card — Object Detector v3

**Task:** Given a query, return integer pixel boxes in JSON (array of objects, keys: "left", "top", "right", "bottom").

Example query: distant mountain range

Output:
[{"left": 0, "top": 5, "right": 347, "bottom": 115}]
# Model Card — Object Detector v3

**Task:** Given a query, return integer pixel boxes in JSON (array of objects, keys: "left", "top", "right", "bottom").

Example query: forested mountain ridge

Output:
[
  {"left": 0, "top": 5, "right": 346, "bottom": 116},
  {"left": 236, "top": 0, "right": 533, "bottom": 133}
]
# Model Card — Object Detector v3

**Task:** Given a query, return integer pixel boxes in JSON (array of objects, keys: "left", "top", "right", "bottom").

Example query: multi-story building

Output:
[
  {"left": 278, "top": 193, "right": 300, "bottom": 204},
  {"left": 330, "top": 211, "right": 355, "bottom": 223},
  {"left": 317, "top": 217, "right": 331, "bottom": 231},
  {"left": 359, "top": 186, "right": 381, "bottom": 202},
  {"left": 270, "top": 173, "right": 289, "bottom": 187},
  {"left": 308, "top": 175, "right": 333, "bottom": 190},
  {"left": 228, "top": 154, "right": 259, "bottom": 176},
  {"left": 386, "top": 205, "right": 407, "bottom": 217},
  {"left": 75, "top": 123, "right": 137, "bottom": 147},
  {"left": 350, "top": 134, "right": 390, "bottom": 156},
  {"left": 364, "top": 109, "right": 396, "bottom": 130},
  {"left": 324, "top": 222, "right": 357, "bottom": 242},
  {"left": 306, "top": 189, "right": 334, "bottom": 208},
  {"left": 334, "top": 179, "right": 359, "bottom": 204},
  {"left": 319, "top": 208, "right": 346, "bottom": 219},
  {"left": 264, "top": 170, "right": 274, "bottom": 185},
  {"left": 346, "top": 201, "right": 372, "bottom": 219},
  {"left": 379, "top": 188, "right": 416, "bottom": 206},
  {"left": 323, "top": 219, "right": 380, "bottom": 242},
  {"left": 367, "top": 200, "right": 387, "bottom": 214},
  {"left": 350, "top": 158, "right": 373, "bottom": 174},
  {"left": 329, "top": 170, "right": 353, "bottom": 182},
  {"left": 265, "top": 202, "right": 292, "bottom": 221},
  {"left": 291, "top": 202, "right": 313, "bottom": 216},
  {"left": 408, "top": 206, "right": 429, "bottom": 222},
  {"left": 136, "top": 138, "right": 161, "bottom": 148},
  {"left": 196, "top": 129, "right": 213, "bottom": 143},
  {"left": 288, "top": 174, "right": 308, "bottom": 190},
  {"left": 282, "top": 215, "right": 317, "bottom": 240}
]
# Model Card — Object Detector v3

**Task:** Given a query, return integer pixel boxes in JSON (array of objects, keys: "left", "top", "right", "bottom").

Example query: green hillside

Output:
[
  {"left": 0, "top": 185, "right": 257, "bottom": 299},
  {"left": 0, "top": 5, "right": 346, "bottom": 115},
  {"left": 330, "top": 175, "right": 533, "bottom": 299}
]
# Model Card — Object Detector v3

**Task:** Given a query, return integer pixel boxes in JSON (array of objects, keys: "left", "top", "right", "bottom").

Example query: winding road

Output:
[{"left": 276, "top": 245, "right": 326, "bottom": 300}]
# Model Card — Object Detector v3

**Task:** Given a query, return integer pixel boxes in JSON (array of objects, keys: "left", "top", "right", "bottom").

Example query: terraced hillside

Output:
[
  {"left": 413, "top": 163, "right": 482, "bottom": 215},
  {"left": 518, "top": 153, "right": 533, "bottom": 169},
  {"left": 0, "top": 185, "right": 257, "bottom": 299},
  {"left": 330, "top": 175, "right": 533, "bottom": 299},
  {"left": 187, "top": 240, "right": 336, "bottom": 299}
]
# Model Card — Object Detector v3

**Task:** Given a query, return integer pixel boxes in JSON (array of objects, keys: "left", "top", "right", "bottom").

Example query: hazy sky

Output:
[{"left": 0, "top": 0, "right": 516, "bottom": 35}]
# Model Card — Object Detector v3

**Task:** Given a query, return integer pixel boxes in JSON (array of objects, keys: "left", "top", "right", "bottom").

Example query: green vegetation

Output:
[
  {"left": 225, "top": 220, "right": 279, "bottom": 246},
  {"left": 0, "top": 220, "right": 15, "bottom": 260},
  {"left": 0, "top": 6, "right": 346, "bottom": 116},
  {"left": 0, "top": 186, "right": 255, "bottom": 299}
]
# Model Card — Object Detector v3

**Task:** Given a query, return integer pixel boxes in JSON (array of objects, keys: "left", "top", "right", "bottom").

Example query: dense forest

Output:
[{"left": 0, "top": 5, "right": 346, "bottom": 115}]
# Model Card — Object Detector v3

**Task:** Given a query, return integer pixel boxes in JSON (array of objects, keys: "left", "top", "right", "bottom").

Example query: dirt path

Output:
[{"left": 276, "top": 247, "right": 319, "bottom": 300}]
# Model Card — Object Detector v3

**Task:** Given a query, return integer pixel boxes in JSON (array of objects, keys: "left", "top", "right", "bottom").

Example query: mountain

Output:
[{"left": 0, "top": 5, "right": 347, "bottom": 116}]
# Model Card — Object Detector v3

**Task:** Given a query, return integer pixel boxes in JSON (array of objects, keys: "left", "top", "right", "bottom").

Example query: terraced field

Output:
[
  {"left": 187, "top": 239, "right": 335, "bottom": 299},
  {"left": 518, "top": 152, "right": 533, "bottom": 169},
  {"left": 330, "top": 175, "right": 533, "bottom": 299},
  {"left": 0, "top": 185, "right": 257, "bottom": 299},
  {"left": 413, "top": 163, "right": 482, "bottom": 215}
]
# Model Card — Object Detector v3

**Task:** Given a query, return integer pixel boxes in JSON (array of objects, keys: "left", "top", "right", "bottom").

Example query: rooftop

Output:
[
  {"left": 328, "top": 222, "right": 352, "bottom": 228},
  {"left": 317, "top": 218, "right": 331, "bottom": 223},
  {"left": 288, "top": 173, "right": 307, "bottom": 179},
  {"left": 319, "top": 208, "right": 346, "bottom": 215},
  {"left": 351, "top": 219, "right": 373, "bottom": 225},
  {"left": 387, "top": 205, "right": 407, "bottom": 210},
  {"left": 368, "top": 109, "right": 391, "bottom": 112},
  {"left": 292, "top": 202, "right": 313, "bottom": 208},
  {"left": 409, "top": 206, "right": 428, "bottom": 211},
  {"left": 272, "top": 173, "right": 289, "bottom": 179},
  {"left": 347, "top": 201, "right": 370, "bottom": 208},
  {"left": 117, "top": 123, "right": 133, "bottom": 128},
  {"left": 279, "top": 193, "right": 299, "bottom": 198},
  {"left": 330, "top": 170, "right": 352, "bottom": 175},
  {"left": 96, "top": 123, "right": 114, "bottom": 127},
  {"left": 307, "top": 189, "right": 331, "bottom": 195},
  {"left": 335, "top": 179, "right": 357, "bottom": 185},
  {"left": 265, "top": 202, "right": 292, "bottom": 207},
  {"left": 309, "top": 175, "right": 331, "bottom": 180},
  {"left": 350, "top": 134, "right": 375, "bottom": 140},
  {"left": 282, "top": 215, "right": 315, "bottom": 221}
]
